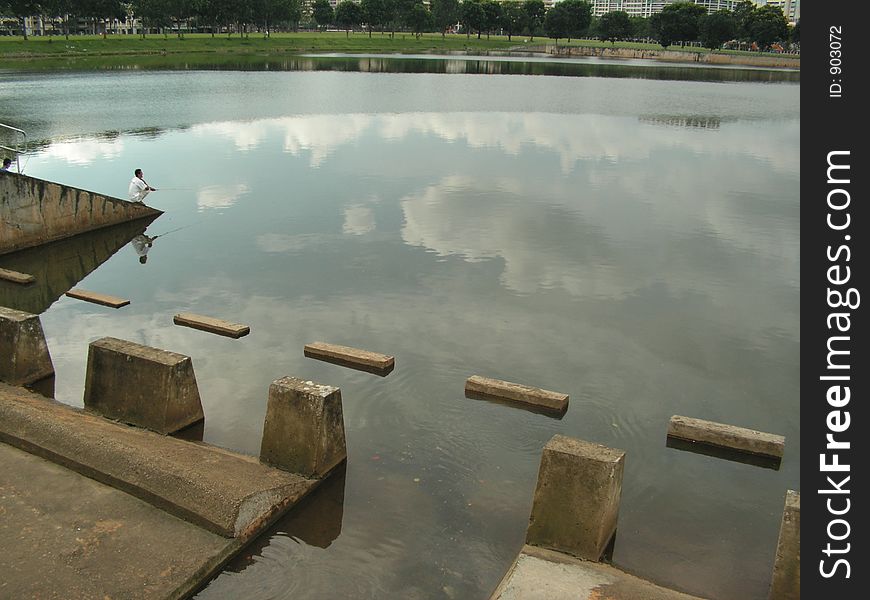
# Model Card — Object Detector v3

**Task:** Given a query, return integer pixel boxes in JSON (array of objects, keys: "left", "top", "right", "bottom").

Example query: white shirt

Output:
[{"left": 128, "top": 176, "right": 149, "bottom": 202}]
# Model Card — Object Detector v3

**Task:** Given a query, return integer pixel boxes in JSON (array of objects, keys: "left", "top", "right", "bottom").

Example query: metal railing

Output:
[{"left": 1, "top": 123, "right": 27, "bottom": 174}]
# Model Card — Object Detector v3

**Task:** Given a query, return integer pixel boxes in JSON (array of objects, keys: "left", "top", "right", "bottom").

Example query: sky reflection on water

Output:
[{"left": 3, "top": 67, "right": 799, "bottom": 600}]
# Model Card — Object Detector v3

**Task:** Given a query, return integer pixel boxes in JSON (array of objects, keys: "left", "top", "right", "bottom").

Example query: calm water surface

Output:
[{"left": 0, "top": 56, "right": 799, "bottom": 600}]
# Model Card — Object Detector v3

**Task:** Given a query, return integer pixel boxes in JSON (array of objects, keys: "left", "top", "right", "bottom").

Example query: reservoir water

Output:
[{"left": 0, "top": 55, "right": 799, "bottom": 599}]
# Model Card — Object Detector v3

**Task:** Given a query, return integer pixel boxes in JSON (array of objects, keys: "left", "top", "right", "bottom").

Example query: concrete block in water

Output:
[
  {"left": 465, "top": 375, "right": 568, "bottom": 415},
  {"left": 769, "top": 490, "right": 800, "bottom": 600},
  {"left": 0, "top": 267, "right": 35, "bottom": 284},
  {"left": 667, "top": 415, "right": 785, "bottom": 459},
  {"left": 65, "top": 288, "right": 130, "bottom": 308},
  {"left": 174, "top": 312, "right": 250, "bottom": 338},
  {"left": 0, "top": 306, "right": 54, "bottom": 386},
  {"left": 304, "top": 341, "right": 394, "bottom": 374},
  {"left": 83, "top": 337, "right": 204, "bottom": 434},
  {"left": 526, "top": 434, "right": 625, "bottom": 561},
  {"left": 260, "top": 377, "right": 347, "bottom": 478}
]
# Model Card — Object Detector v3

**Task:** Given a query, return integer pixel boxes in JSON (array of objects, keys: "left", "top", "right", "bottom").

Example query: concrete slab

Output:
[
  {"left": 465, "top": 375, "right": 568, "bottom": 416},
  {"left": 0, "top": 306, "right": 54, "bottom": 386},
  {"left": 65, "top": 288, "right": 130, "bottom": 308},
  {"left": 769, "top": 490, "right": 800, "bottom": 600},
  {"left": 491, "top": 545, "right": 706, "bottom": 600},
  {"left": 0, "top": 442, "right": 231, "bottom": 600},
  {"left": 0, "top": 267, "right": 34, "bottom": 284},
  {"left": 0, "top": 383, "right": 317, "bottom": 538},
  {"left": 304, "top": 341, "right": 394, "bottom": 375},
  {"left": 667, "top": 415, "right": 785, "bottom": 459},
  {"left": 173, "top": 312, "right": 250, "bottom": 338}
]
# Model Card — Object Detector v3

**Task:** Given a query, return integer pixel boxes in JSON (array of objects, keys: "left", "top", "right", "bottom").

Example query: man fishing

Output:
[{"left": 128, "top": 168, "right": 157, "bottom": 203}]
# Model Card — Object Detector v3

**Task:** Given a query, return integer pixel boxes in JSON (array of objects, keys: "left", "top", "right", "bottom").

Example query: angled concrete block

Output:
[
  {"left": 260, "top": 377, "right": 347, "bottom": 478},
  {"left": 769, "top": 490, "right": 800, "bottom": 600},
  {"left": 83, "top": 337, "right": 204, "bottom": 434},
  {"left": 526, "top": 434, "right": 625, "bottom": 561},
  {"left": 0, "top": 306, "right": 54, "bottom": 386}
]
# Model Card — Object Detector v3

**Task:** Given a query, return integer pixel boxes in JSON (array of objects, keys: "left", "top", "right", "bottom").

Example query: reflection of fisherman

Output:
[
  {"left": 132, "top": 234, "right": 155, "bottom": 264},
  {"left": 128, "top": 168, "right": 157, "bottom": 203}
]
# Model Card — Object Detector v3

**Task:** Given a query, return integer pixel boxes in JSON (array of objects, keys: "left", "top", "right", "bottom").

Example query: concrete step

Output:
[{"left": 0, "top": 383, "right": 317, "bottom": 538}]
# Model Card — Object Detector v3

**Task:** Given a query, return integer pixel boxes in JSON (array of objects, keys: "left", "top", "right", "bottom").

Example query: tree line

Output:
[{"left": 1, "top": 0, "right": 797, "bottom": 51}]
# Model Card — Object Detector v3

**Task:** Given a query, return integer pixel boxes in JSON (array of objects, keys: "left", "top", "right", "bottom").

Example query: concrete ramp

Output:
[{"left": 0, "top": 171, "right": 162, "bottom": 255}]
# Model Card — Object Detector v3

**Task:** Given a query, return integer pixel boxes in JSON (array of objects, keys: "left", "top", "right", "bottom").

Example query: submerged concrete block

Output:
[
  {"left": 0, "top": 267, "right": 35, "bottom": 285},
  {"left": 0, "top": 307, "right": 54, "bottom": 386},
  {"left": 83, "top": 337, "right": 204, "bottom": 434},
  {"left": 526, "top": 434, "right": 625, "bottom": 561},
  {"left": 304, "top": 341, "right": 394, "bottom": 375},
  {"left": 465, "top": 375, "right": 568, "bottom": 415},
  {"left": 260, "top": 377, "right": 347, "bottom": 478},
  {"left": 667, "top": 415, "right": 785, "bottom": 459},
  {"left": 174, "top": 312, "right": 250, "bottom": 338},
  {"left": 65, "top": 288, "right": 130, "bottom": 308},
  {"left": 769, "top": 490, "right": 800, "bottom": 600}
]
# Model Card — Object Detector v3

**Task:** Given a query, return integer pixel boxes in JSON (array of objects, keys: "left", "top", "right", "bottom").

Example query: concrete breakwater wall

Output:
[
  {"left": 0, "top": 171, "right": 162, "bottom": 255},
  {"left": 515, "top": 45, "right": 800, "bottom": 69}
]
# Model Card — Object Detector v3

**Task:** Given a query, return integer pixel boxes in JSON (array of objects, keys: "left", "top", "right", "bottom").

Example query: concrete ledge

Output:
[
  {"left": 0, "top": 267, "right": 34, "bottom": 284},
  {"left": 0, "top": 306, "right": 54, "bottom": 386},
  {"left": 0, "top": 382, "right": 317, "bottom": 538},
  {"left": 527, "top": 435, "right": 625, "bottom": 561},
  {"left": 465, "top": 375, "right": 568, "bottom": 415},
  {"left": 769, "top": 490, "right": 800, "bottom": 600},
  {"left": 173, "top": 312, "right": 250, "bottom": 339},
  {"left": 260, "top": 377, "right": 347, "bottom": 478},
  {"left": 65, "top": 288, "right": 130, "bottom": 308},
  {"left": 304, "top": 341, "right": 394, "bottom": 375},
  {"left": 667, "top": 415, "right": 785, "bottom": 459},
  {"left": 83, "top": 337, "right": 204, "bottom": 434},
  {"left": 491, "top": 545, "right": 705, "bottom": 600},
  {"left": 1, "top": 172, "right": 162, "bottom": 255}
]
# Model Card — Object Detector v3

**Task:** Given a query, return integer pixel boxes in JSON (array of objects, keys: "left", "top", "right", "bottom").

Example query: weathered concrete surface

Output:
[
  {"left": 769, "top": 490, "right": 800, "bottom": 600},
  {"left": 491, "top": 545, "right": 706, "bottom": 600},
  {"left": 527, "top": 435, "right": 625, "bottom": 561},
  {"left": 1, "top": 171, "right": 162, "bottom": 255},
  {"left": 304, "top": 341, "right": 395, "bottom": 374},
  {"left": 174, "top": 312, "right": 250, "bottom": 338},
  {"left": 466, "top": 375, "right": 568, "bottom": 415},
  {"left": 261, "top": 377, "right": 347, "bottom": 478},
  {"left": 0, "top": 442, "right": 230, "bottom": 600},
  {"left": 66, "top": 287, "right": 130, "bottom": 308},
  {"left": 84, "top": 337, "right": 204, "bottom": 434},
  {"left": 667, "top": 415, "right": 785, "bottom": 459},
  {"left": 0, "top": 382, "right": 316, "bottom": 538},
  {"left": 0, "top": 219, "right": 155, "bottom": 314},
  {"left": 0, "top": 266, "right": 34, "bottom": 284},
  {"left": 0, "top": 306, "right": 54, "bottom": 386}
]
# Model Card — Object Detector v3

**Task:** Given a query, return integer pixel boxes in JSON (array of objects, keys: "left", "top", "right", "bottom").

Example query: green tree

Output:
[
  {"left": 167, "top": 0, "right": 193, "bottom": 38},
  {"left": 543, "top": 1, "right": 568, "bottom": 43},
  {"left": 790, "top": 19, "right": 799, "bottom": 44},
  {"left": 597, "top": 9, "right": 630, "bottom": 44},
  {"left": 699, "top": 9, "right": 735, "bottom": 50},
  {"left": 334, "top": 0, "right": 363, "bottom": 36},
  {"left": 649, "top": 1, "right": 705, "bottom": 48},
  {"left": 629, "top": 15, "right": 649, "bottom": 40},
  {"left": 560, "top": 0, "right": 591, "bottom": 42},
  {"left": 312, "top": 0, "right": 333, "bottom": 30},
  {"left": 732, "top": 0, "right": 754, "bottom": 41},
  {"left": 460, "top": 0, "right": 484, "bottom": 39},
  {"left": 499, "top": 1, "right": 525, "bottom": 42},
  {"left": 521, "top": 0, "right": 544, "bottom": 41},
  {"left": 3, "top": 0, "right": 39, "bottom": 40},
  {"left": 361, "top": 0, "right": 390, "bottom": 37},
  {"left": 747, "top": 4, "right": 788, "bottom": 50},
  {"left": 193, "top": 0, "right": 234, "bottom": 37},
  {"left": 430, "top": 0, "right": 459, "bottom": 38},
  {"left": 480, "top": 0, "right": 501, "bottom": 39},
  {"left": 406, "top": 0, "right": 429, "bottom": 37}
]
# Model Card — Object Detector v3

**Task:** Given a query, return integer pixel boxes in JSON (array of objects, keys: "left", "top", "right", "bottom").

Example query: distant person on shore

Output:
[
  {"left": 131, "top": 233, "right": 155, "bottom": 264},
  {"left": 128, "top": 168, "right": 157, "bottom": 203},
  {"left": 1, "top": 158, "right": 11, "bottom": 172}
]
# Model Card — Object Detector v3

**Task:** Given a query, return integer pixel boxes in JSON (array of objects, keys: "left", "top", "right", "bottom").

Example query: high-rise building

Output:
[
  {"left": 755, "top": 0, "right": 800, "bottom": 24},
  {"left": 590, "top": 1, "right": 742, "bottom": 18}
]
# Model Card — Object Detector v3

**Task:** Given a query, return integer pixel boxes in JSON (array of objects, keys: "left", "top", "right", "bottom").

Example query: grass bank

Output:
[{"left": 0, "top": 31, "right": 794, "bottom": 61}]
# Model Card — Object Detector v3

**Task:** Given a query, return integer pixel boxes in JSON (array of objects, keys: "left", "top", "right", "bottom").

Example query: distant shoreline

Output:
[{"left": 0, "top": 32, "right": 799, "bottom": 71}]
